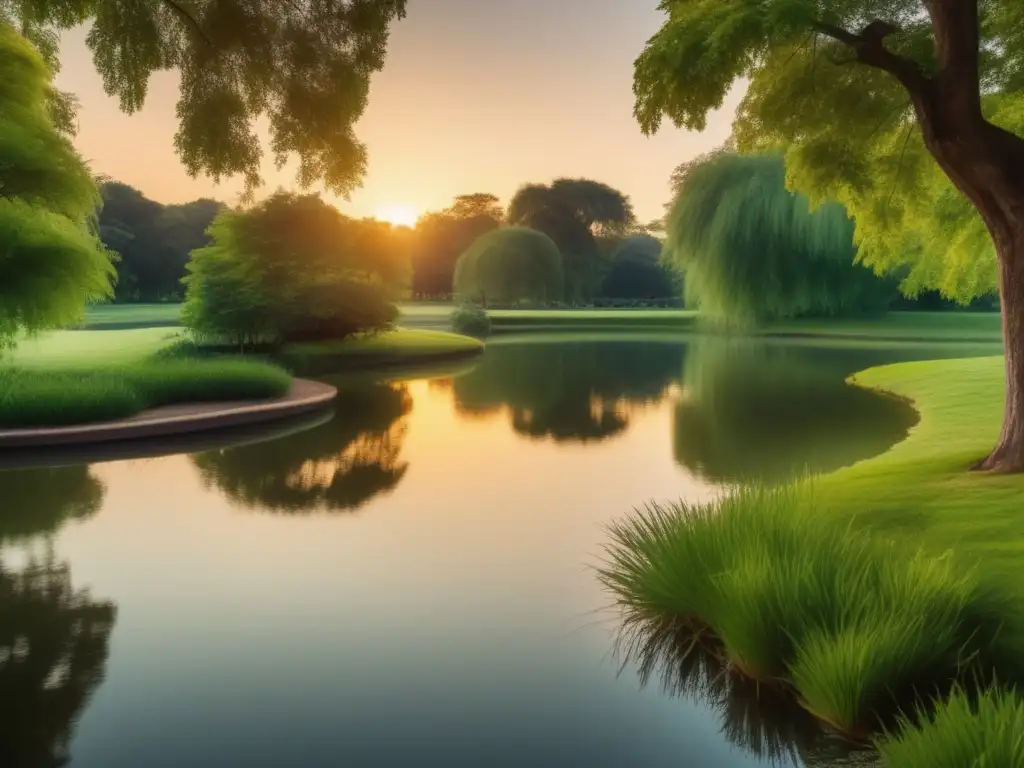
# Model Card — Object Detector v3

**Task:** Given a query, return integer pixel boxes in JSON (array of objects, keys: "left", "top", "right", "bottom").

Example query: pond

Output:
[{"left": 0, "top": 333, "right": 1002, "bottom": 767}]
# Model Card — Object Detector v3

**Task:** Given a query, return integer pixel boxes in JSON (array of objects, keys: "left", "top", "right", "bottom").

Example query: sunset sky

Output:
[{"left": 55, "top": 0, "right": 740, "bottom": 224}]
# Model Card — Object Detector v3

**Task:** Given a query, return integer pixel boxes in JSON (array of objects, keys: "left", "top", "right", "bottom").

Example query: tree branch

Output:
[
  {"left": 161, "top": 0, "right": 213, "bottom": 46},
  {"left": 923, "top": 0, "right": 982, "bottom": 115},
  {"left": 813, "top": 19, "right": 928, "bottom": 96}
]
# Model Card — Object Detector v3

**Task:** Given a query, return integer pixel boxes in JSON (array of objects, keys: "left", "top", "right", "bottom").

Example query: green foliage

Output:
[
  {"left": 0, "top": 23, "right": 115, "bottom": 347},
  {"left": 182, "top": 192, "right": 406, "bottom": 347},
  {"left": 450, "top": 305, "right": 490, "bottom": 338},
  {"left": 599, "top": 485, "right": 1024, "bottom": 736},
  {"left": 665, "top": 152, "right": 895, "bottom": 325},
  {"left": 507, "top": 179, "right": 635, "bottom": 302},
  {"left": 599, "top": 234, "right": 679, "bottom": 300},
  {"left": 453, "top": 227, "right": 564, "bottom": 306},
  {"left": 0, "top": 358, "right": 291, "bottom": 427},
  {"left": 876, "top": 688, "right": 1024, "bottom": 767},
  {"left": 632, "top": 1, "right": 1024, "bottom": 301},
  {"left": 4, "top": 0, "right": 407, "bottom": 197},
  {"left": 98, "top": 181, "right": 223, "bottom": 301},
  {"left": 411, "top": 193, "right": 502, "bottom": 297}
]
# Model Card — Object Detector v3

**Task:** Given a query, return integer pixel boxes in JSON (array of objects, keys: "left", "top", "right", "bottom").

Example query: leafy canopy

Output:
[
  {"left": 410, "top": 193, "right": 502, "bottom": 297},
  {"left": 453, "top": 227, "right": 564, "bottom": 306},
  {"left": 182, "top": 192, "right": 407, "bottom": 347},
  {"left": 3, "top": 0, "right": 407, "bottom": 197},
  {"left": 634, "top": 0, "right": 1024, "bottom": 301},
  {"left": 507, "top": 179, "right": 635, "bottom": 301},
  {"left": 665, "top": 151, "right": 894, "bottom": 324},
  {"left": 0, "top": 22, "right": 114, "bottom": 347}
]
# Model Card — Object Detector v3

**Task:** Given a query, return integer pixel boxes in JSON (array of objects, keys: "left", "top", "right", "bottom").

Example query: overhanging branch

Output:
[
  {"left": 162, "top": 0, "right": 213, "bottom": 46},
  {"left": 813, "top": 19, "right": 929, "bottom": 96}
]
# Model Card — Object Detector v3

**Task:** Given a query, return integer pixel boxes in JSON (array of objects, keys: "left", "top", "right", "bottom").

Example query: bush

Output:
[
  {"left": 876, "top": 687, "right": 1024, "bottom": 767},
  {"left": 0, "top": 359, "right": 292, "bottom": 428},
  {"left": 453, "top": 227, "right": 564, "bottom": 305},
  {"left": 599, "top": 486, "right": 1024, "bottom": 737},
  {"left": 450, "top": 306, "right": 491, "bottom": 337},
  {"left": 182, "top": 193, "right": 407, "bottom": 349}
]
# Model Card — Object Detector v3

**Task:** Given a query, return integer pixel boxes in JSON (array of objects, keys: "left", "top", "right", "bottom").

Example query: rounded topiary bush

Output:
[
  {"left": 453, "top": 227, "right": 564, "bottom": 305},
  {"left": 451, "top": 305, "right": 491, "bottom": 338}
]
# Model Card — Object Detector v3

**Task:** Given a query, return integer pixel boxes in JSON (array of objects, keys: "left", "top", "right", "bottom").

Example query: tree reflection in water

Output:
[
  {"left": 0, "top": 550, "right": 116, "bottom": 767},
  {"left": 615, "top": 618, "right": 881, "bottom": 767},
  {"left": 438, "top": 339, "right": 686, "bottom": 443},
  {"left": 0, "top": 467, "right": 104, "bottom": 543},
  {"left": 673, "top": 339, "right": 921, "bottom": 485},
  {"left": 191, "top": 383, "right": 412, "bottom": 513}
]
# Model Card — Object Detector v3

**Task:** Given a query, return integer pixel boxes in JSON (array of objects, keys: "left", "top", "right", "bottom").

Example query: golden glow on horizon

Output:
[{"left": 375, "top": 204, "right": 420, "bottom": 228}]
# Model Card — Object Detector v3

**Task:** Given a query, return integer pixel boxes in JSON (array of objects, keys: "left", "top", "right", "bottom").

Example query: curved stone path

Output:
[{"left": 0, "top": 378, "right": 337, "bottom": 449}]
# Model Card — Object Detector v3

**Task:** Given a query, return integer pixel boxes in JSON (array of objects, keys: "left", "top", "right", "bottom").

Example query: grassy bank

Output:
[
  {"left": 602, "top": 354, "right": 1024, "bottom": 756},
  {"left": 281, "top": 328, "right": 483, "bottom": 375},
  {"left": 82, "top": 303, "right": 183, "bottom": 329}
]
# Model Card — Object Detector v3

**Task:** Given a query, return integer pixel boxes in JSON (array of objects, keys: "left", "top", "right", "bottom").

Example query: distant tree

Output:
[
  {"left": 453, "top": 227, "right": 564, "bottom": 306},
  {"left": 507, "top": 179, "right": 635, "bottom": 302},
  {"left": 665, "top": 152, "right": 895, "bottom": 326},
  {"left": 0, "top": 23, "right": 115, "bottom": 349},
  {"left": 599, "top": 234, "right": 679, "bottom": 301},
  {"left": 98, "top": 182, "right": 223, "bottom": 301},
  {"left": 410, "top": 194, "right": 502, "bottom": 297},
  {"left": 7, "top": 1, "right": 407, "bottom": 199},
  {"left": 182, "top": 192, "right": 407, "bottom": 348}
]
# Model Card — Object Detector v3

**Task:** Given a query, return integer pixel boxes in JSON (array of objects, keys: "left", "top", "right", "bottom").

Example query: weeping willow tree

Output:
[
  {"left": 665, "top": 152, "right": 895, "bottom": 326},
  {"left": 0, "top": 23, "right": 115, "bottom": 348}
]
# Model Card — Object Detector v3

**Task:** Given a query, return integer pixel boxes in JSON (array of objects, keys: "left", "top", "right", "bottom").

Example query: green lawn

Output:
[
  {"left": 817, "top": 355, "right": 1024, "bottom": 584},
  {"left": 82, "top": 303, "right": 183, "bottom": 329},
  {"left": 4, "top": 328, "right": 183, "bottom": 369},
  {"left": 282, "top": 328, "right": 483, "bottom": 375}
]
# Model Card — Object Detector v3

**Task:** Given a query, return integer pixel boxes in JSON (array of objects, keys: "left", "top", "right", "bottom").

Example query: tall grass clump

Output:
[
  {"left": 599, "top": 485, "right": 1024, "bottom": 738},
  {"left": 876, "top": 687, "right": 1024, "bottom": 766},
  {"left": 0, "top": 359, "right": 292, "bottom": 428}
]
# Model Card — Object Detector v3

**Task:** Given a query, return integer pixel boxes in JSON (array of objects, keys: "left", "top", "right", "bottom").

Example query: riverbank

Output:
[{"left": 602, "top": 353, "right": 1024, "bottom": 757}]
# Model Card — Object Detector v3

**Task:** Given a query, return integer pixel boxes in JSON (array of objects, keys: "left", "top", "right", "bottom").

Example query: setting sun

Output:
[{"left": 375, "top": 203, "right": 420, "bottom": 228}]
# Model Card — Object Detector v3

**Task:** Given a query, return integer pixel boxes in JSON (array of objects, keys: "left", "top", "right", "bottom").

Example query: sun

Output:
[{"left": 375, "top": 203, "right": 420, "bottom": 228}]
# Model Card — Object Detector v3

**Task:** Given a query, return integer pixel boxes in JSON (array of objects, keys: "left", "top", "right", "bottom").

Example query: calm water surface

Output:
[{"left": 0, "top": 334, "right": 1000, "bottom": 767}]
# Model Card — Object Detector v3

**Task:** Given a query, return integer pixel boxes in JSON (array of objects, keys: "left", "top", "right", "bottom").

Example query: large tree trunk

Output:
[{"left": 974, "top": 233, "right": 1024, "bottom": 472}]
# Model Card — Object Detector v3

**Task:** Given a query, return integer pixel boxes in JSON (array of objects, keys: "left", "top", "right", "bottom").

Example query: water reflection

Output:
[
  {"left": 616, "top": 619, "right": 881, "bottom": 767},
  {"left": 673, "top": 339, "right": 921, "bottom": 484},
  {"left": 191, "top": 384, "right": 411, "bottom": 513},
  {"left": 439, "top": 340, "right": 685, "bottom": 443},
  {"left": 0, "top": 550, "right": 116, "bottom": 768},
  {"left": 0, "top": 467, "right": 105, "bottom": 543}
]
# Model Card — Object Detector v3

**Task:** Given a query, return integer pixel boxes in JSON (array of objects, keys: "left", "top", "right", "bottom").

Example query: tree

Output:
[
  {"left": 665, "top": 152, "right": 896, "bottom": 325},
  {"left": 0, "top": 23, "right": 115, "bottom": 348},
  {"left": 633, "top": 1, "right": 1024, "bottom": 470},
  {"left": 453, "top": 227, "right": 564, "bottom": 306},
  {"left": 507, "top": 179, "right": 635, "bottom": 301},
  {"left": 6, "top": 1, "right": 407, "bottom": 198},
  {"left": 599, "top": 234, "right": 680, "bottom": 301},
  {"left": 410, "top": 194, "right": 502, "bottom": 297},
  {"left": 98, "top": 182, "right": 224, "bottom": 301},
  {"left": 0, "top": 466, "right": 104, "bottom": 543},
  {"left": 182, "top": 192, "right": 407, "bottom": 347}
]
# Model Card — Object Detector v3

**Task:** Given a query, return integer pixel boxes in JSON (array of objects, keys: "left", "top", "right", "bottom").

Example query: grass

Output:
[
  {"left": 603, "top": 353, "right": 1024, "bottom": 747},
  {"left": 82, "top": 303, "right": 183, "bottom": 329},
  {"left": 0, "top": 359, "right": 292, "bottom": 428},
  {"left": 5, "top": 328, "right": 182, "bottom": 369},
  {"left": 281, "top": 328, "right": 483, "bottom": 375},
  {"left": 876, "top": 687, "right": 1024, "bottom": 766},
  {"left": 600, "top": 485, "right": 1023, "bottom": 739}
]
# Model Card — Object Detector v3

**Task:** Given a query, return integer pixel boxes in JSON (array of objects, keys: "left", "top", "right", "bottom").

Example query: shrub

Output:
[
  {"left": 450, "top": 306, "right": 491, "bottom": 337},
  {"left": 876, "top": 688, "right": 1024, "bottom": 767},
  {"left": 183, "top": 193, "right": 407, "bottom": 349},
  {"left": 0, "top": 359, "right": 292, "bottom": 428},
  {"left": 453, "top": 227, "right": 564, "bottom": 305},
  {"left": 599, "top": 486, "right": 1024, "bottom": 736}
]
